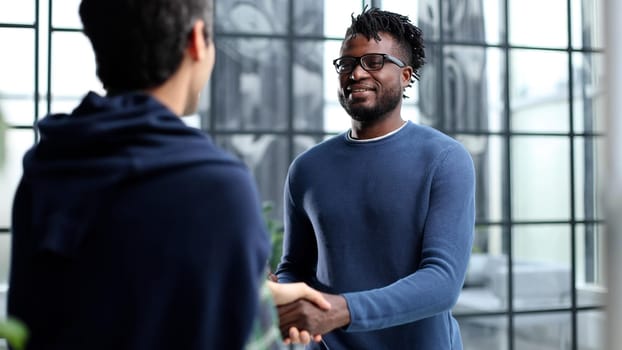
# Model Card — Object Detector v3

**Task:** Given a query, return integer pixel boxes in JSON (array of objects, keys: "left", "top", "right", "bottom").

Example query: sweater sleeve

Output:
[{"left": 342, "top": 144, "right": 476, "bottom": 332}]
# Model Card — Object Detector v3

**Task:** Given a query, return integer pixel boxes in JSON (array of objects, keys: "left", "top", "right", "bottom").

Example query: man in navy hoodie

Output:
[{"left": 7, "top": 0, "right": 282, "bottom": 349}]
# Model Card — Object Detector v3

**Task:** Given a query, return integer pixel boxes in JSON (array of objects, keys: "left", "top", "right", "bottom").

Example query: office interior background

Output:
[{"left": 0, "top": 0, "right": 619, "bottom": 349}]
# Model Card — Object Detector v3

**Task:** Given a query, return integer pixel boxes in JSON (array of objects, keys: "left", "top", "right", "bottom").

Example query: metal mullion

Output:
[
  {"left": 566, "top": 0, "right": 579, "bottom": 348},
  {"left": 45, "top": 0, "right": 52, "bottom": 117},
  {"left": 286, "top": 0, "right": 294, "bottom": 164},
  {"left": 502, "top": 0, "right": 514, "bottom": 348},
  {"left": 34, "top": 0, "right": 40, "bottom": 142},
  {"left": 0, "top": 23, "right": 35, "bottom": 29},
  {"left": 438, "top": 0, "right": 447, "bottom": 133}
]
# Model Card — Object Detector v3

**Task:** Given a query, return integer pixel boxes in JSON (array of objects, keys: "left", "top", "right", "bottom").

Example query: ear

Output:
[
  {"left": 187, "top": 20, "right": 208, "bottom": 61},
  {"left": 400, "top": 66, "right": 414, "bottom": 88}
]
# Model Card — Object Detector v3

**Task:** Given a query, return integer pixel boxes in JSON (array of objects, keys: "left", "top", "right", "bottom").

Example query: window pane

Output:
[
  {"left": 511, "top": 136, "right": 570, "bottom": 221},
  {"left": 514, "top": 312, "right": 571, "bottom": 349},
  {"left": 51, "top": 0, "right": 82, "bottom": 29},
  {"left": 417, "top": 0, "right": 440, "bottom": 41},
  {"left": 575, "top": 224, "right": 607, "bottom": 297},
  {"left": 571, "top": 0, "right": 604, "bottom": 50},
  {"left": 442, "top": 0, "right": 504, "bottom": 44},
  {"left": 322, "top": 40, "right": 350, "bottom": 133},
  {"left": 574, "top": 136, "right": 605, "bottom": 221},
  {"left": 573, "top": 53, "right": 605, "bottom": 134},
  {"left": 456, "top": 135, "right": 505, "bottom": 222},
  {"left": 296, "top": 0, "right": 362, "bottom": 38},
  {"left": 0, "top": 29, "right": 36, "bottom": 126},
  {"left": 0, "top": 129, "right": 34, "bottom": 227},
  {"left": 50, "top": 32, "right": 101, "bottom": 113},
  {"left": 510, "top": 50, "right": 569, "bottom": 133},
  {"left": 457, "top": 226, "right": 507, "bottom": 314},
  {"left": 509, "top": 0, "right": 568, "bottom": 48},
  {"left": 212, "top": 39, "right": 289, "bottom": 131},
  {"left": 214, "top": 134, "right": 290, "bottom": 216},
  {"left": 458, "top": 315, "right": 508, "bottom": 350},
  {"left": 420, "top": 46, "right": 505, "bottom": 132},
  {"left": 0, "top": 234, "right": 10, "bottom": 326},
  {"left": 293, "top": 40, "right": 325, "bottom": 131},
  {"left": 578, "top": 310, "right": 605, "bottom": 349},
  {"left": 513, "top": 224, "right": 571, "bottom": 311},
  {"left": 216, "top": 1, "right": 287, "bottom": 35},
  {"left": 0, "top": 1, "right": 34, "bottom": 24}
]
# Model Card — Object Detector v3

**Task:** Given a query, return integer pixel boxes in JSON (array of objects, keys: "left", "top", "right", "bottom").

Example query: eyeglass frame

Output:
[{"left": 332, "top": 53, "right": 406, "bottom": 75}]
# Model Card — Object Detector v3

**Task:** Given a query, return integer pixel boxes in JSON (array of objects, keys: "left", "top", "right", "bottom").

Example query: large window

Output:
[{"left": 0, "top": 1, "right": 606, "bottom": 349}]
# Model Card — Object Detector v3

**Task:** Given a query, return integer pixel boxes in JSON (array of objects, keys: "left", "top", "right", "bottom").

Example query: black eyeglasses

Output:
[{"left": 332, "top": 53, "right": 406, "bottom": 74}]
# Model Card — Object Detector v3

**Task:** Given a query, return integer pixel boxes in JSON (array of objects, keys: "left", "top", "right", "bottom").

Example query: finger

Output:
[
  {"left": 313, "top": 334, "right": 323, "bottom": 342},
  {"left": 302, "top": 288, "right": 331, "bottom": 310},
  {"left": 298, "top": 330, "right": 312, "bottom": 344},
  {"left": 267, "top": 272, "right": 278, "bottom": 282},
  {"left": 288, "top": 327, "right": 301, "bottom": 344}
]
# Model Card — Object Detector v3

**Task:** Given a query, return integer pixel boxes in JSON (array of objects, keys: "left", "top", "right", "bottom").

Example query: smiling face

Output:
[{"left": 337, "top": 32, "right": 412, "bottom": 124}]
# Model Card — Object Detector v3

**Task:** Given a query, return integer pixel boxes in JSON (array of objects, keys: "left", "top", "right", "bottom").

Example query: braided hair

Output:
[{"left": 345, "top": 7, "right": 425, "bottom": 96}]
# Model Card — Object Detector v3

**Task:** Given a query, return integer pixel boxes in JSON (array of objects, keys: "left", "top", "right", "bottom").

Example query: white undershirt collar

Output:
[{"left": 346, "top": 120, "right": 408, "bottom": 142}]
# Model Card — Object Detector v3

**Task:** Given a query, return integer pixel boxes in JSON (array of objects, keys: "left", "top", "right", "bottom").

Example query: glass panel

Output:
[
  {"left": 573, "top": 53, "right": 605, "bottom": 134},
  {"left": 574, "top": 136, "right": 605, "bottom": 221},
  {"left": 0, "top": 129, "right": 34, "bottom": 227},
  {"left": 212, "top": 39, "right": 289, "bottom": 131},
  {"left": 457, "top": 225, "right": 507, "bottom": 314},
  {"left": 514, "top": 312, "right": 571, "bottom": 350},
  {"left": 322, "top": 39, "right": 349, "bottom": 133},
  {"left": 417, "top": 0, "right": 440, "bottom": 41},
  {"left": 513, "top": 224, "right": 571, "bottom": 311},
  {"left": 0, "top": 234, "right": 9, "bottom": 325},
  {"left": 215, "top": 1, "right": 287, "bottom": 35},
  {"left": 213, "top": 134, "right": 290, "bottom": 216},
  {"left": 442, "top": 0, "right": 504, "bottom": 45},
  {"left": 293, "top": 40, "right": 325, "bottom": 131},
  {"left": 571, "top": 0, "right": 604, "bottom": 50},
  {"left": 509, "top": 0, "right": 568, "bottom": 48},
  {"left": 458, "top": 315, "right": 508, "bottom": 350},
  {"left": 575, "top": 224, "right": 607, "bottom": 307},
  {"left": 50, "top": 32, "right": 101, "bottom": 113},
  {"left": 0, "top": 29, "right": 35, "bottom": 126},
  {"left": 51, "top": 0, "right": 82, "bottom": 29},
  {"left": 510, "top": 50, "right": 569, "bottom": 133},
  {"left": 578, "top": 310, "right": 605, "bottom": 350},
  {"left": 425, "top": 46, "right": 505, "bottom": 132},
  {"left": 0, "top": 1, "right": 34, "bottom": 24},
  {"left": 455, "top": 135, "right": 505, "bottom": 222},
  {"left": 295, "top": 0, "right": 361, "bottom": 38},
  {"left": 511, "top": 136, "right": 570, "bottom": 221}
]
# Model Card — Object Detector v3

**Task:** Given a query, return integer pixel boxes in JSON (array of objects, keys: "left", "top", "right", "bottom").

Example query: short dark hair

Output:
[
  {"left": 345, "top": 7, "right": 425, "bottom": 89},
  {"left": 79, "top": 0, "right": 213, "bottom": 94}
]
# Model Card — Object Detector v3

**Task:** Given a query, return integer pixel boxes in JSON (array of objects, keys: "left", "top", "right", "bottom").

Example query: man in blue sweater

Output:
[
  {"left": 7, "top": 0, "right": 326, "bottom": 349},
  {"left": 275, "top": 8, "right": 476, "bottom": 349}
]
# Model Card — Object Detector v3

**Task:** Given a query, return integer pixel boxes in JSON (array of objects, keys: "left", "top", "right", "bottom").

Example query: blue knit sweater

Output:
[{"left": 276, "top": 121, "right": 475, "bottom": 350}]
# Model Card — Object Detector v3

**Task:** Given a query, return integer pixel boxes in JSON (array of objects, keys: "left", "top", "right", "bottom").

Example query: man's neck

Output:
[{"left": 350, "top": 114, "right": 405, "bottom": 140}]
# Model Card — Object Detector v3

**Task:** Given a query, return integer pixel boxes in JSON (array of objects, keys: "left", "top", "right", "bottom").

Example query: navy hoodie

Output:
[{"left": 7, "top": 92, "right": 271, "bottom": 350}]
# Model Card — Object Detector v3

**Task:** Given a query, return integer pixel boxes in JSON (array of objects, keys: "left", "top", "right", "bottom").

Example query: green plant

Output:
[
  {"left": 0, "top": 317, "right": 29, "bottom": 350},
  {"left": 262, "top": 201, "right": 284, "bottom": 272}
]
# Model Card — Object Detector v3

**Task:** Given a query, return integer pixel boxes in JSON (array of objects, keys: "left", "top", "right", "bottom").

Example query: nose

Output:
[{"left": 349, "top": 62, "right": 369, "bottom": 80}]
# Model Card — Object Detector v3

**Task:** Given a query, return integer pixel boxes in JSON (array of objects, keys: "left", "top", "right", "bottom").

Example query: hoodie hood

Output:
[{"left": 22, "top": 91, "right": 231, "bottom": 257}]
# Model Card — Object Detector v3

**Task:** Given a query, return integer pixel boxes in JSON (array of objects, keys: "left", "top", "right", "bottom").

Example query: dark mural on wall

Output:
[
  {"left": 418, "top": 0, "right": 493, "bottom": 226},
  {"left": 210, "top": 1, "right": 325, "bottom": 219}
]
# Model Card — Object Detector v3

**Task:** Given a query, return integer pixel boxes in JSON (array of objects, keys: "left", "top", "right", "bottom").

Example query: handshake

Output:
[{"left": 266, "top": 275, "right": 351, "bottom": 345}]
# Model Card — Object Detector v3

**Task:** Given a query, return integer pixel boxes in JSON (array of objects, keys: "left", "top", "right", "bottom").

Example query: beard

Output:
[{"left": 338, "top": 85, "right": 402, "bottom": 123}]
